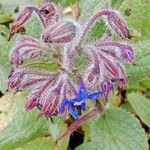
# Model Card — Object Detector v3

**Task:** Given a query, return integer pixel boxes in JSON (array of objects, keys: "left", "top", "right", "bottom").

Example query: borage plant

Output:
[{"left": 7, "top": 2, "right": 134, "bottom": 141}]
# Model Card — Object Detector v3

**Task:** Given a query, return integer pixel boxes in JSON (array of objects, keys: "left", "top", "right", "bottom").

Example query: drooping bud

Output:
[
  {"left": 42, "top": 21, "right": 77, "bottom": 44},
  {"left": 40, "top": 83, "right": 62, "bottom": 117},
  {"left": 99, "top": 53, "right": 119, "bottom": 77},
  {"left": 79, "top": 9, "right": 130, "bottom": 46},
  {"left": 105, "top": 10, "right": 131, "bottom": 39},
  {"left": 10, "top": 35, "right": 46, "bottom": 67},
  {"left": 25, "top": 93, "right": 39, "bottom": 110},
  {"left": 95, "top": 40, "right": 134, "bottom": 63},
  {"left": 38, "top": 2, "right": 58, "bottom": 27},
  {"left": 9, "top": 7, "right": 34, "bottom": 39},
  {"left": 120, "top": 44, "right": 134, "bottom": 63},
  {"left": 8, "top": 69, "right": 24, "bottom": 92},
  {"left": 25, "top": 79, "right": 53, "bottom": 110},
  {"left": 36, "top": 74, "right": 68, "bottom": 117},
  {"left": 60, "top": 79, "right": 77, "bottom": 100},
  {"left": 85, "top": 47, "right": 101, "bottom": 87},
  {"left": 101, "top": 81, "right": 112, "bottom": 101},
  {"left": 85, "top": 63, "right": 100, "bottom": 87}
]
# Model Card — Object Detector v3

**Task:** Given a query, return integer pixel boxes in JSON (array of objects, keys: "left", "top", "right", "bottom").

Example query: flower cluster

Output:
[{"left": 8, "top": 2, "right": 134, "bottom": 120}]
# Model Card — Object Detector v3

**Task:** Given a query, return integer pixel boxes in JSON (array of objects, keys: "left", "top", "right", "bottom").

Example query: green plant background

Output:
[{"left": 0, "top": 0, "right": 150, "bottom": 150}]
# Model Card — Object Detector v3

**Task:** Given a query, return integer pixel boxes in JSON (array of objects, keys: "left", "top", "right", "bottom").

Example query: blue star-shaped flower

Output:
[{"left": 60, "top": 81, "right": 102, "bottom": 120}]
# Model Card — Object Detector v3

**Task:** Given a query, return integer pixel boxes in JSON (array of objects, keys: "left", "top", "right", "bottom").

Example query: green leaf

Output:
[
  {"left": 25, "top": 16, "right": 43, "bottom": 39},
  {"left": 77, "top": 108, "right": 148, "bottom": 150},
  {"left": 0, "top": 13, "right": 13, "bottom": 24},
  {"left": 0, "top": 92, "right": 49, "bottom": 150},
  {"left": 111, "top": 0, "right": 125, "bottom": 9},
  {"left": 126, "top": 40, "right": 150, "bottom": 89},
  {"left": 121, "top": 101, "right": 135, "bottom": 114},
  {"left": 128, "top": 93, "right": 150, "bottom": 127},
  {"left": 79, "top": 0, "right": 111, "bottom": 23},
  {"left": 0, "top": 93, "right": 14, "bottom": 130},
  {"left": 48, "top": 116, "right": 66, "bottom": 140},
  {"left": 47, "top": 116, "right": 69, "bottom": 150},
  {"left": 15, "top": 137, "right": 55, "bottom": 150},
  {"left": 52, "top": 0, "right": 78, "bottom": 6},
  {"left": 0, "top": 26, "right": 15, "bottom": 93},
  {"left": 86, "top": 21, "right": 106, "bottom": 42},
  {"left": 0, "top": 0, "right": 43, "bottom": 19},
  {"left": 138, "top": 79, "right": 150, "bottom": 89},
  {"left": 120, "top": 0, "right": 150, "bottom": 41}
]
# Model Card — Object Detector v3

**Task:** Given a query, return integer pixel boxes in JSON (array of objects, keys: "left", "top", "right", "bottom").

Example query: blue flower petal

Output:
[
  {"left": 81, "top": 102, "right": 86, "bottom": 111},
  {"left": 59, "top": 99, "right": 70, "bottom": 113},
  {"left": 76, "top": 81, "right": 88, "bottom": 101},
  {"left": 68, "top": 104, "right": 79, "bottom": 120},
  {"left": 87, "top": 92, "right": 102, "bottom": 100}
]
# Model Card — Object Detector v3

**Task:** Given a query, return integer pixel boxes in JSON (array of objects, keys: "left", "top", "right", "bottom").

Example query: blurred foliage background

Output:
[{"left": 0, "top": 0, "right": 150, "bottom": 150}]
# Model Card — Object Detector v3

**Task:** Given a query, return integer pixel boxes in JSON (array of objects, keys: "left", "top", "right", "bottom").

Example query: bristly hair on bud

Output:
[
  {"left": 10, "top": 35, "right": 48, "bottom": 67},
  {"left": 78, "top": 9, "right": 131, "bottom": 46},
  {"left": 8, "top": 2, "right": 134, "bottom": 124},
  {"left": 42, "top": 21, "right": 77, "bottom": 44},
  {"left": 9, "top": 2, "right": 58, "bottom": 39}
]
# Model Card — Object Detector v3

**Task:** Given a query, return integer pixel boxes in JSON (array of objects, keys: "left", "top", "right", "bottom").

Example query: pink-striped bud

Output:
[
  {"left": 120, "top": 44, "right": 134, "bottom": 63},
  {"left": 40, "top": 82, "right": 63, "bottom": 117},
  {"left": 25, "top": 93, "right": 39, "bottom": 110},
  {"left": 9, "top": 7, "right": 34, "bottom": 39},
  {"left": 79, "top": 10, "right": 131, "bottom": 46},
  {"left": 25, "top": 79, "right": 53, "bottom": 110},
  {"left": 60, "top": 79, "right": 77, "bottom": 100},
  {"left": 8, "top": 69, "right": 24, "bottom": 92},
  {"left": 105, "top": 10, "right": 131, "bottom": 39},
  {"left": 10, "top": 35, "right": 45, "bottom": 67},
  {"left": 99, "top": 53, "right": 119, "bottom": 77},
  {"left": 101, "top": 81, "right": 112, "bottom": 101},
  {"left": 96, "top": 40, "right": 134, "bottom": 63},
  {"left": 39, "top": 2, "right": 58, "bottom": 27},
  {"left": 42, "top": 21, "right": 77, "bottom": 44},
  {"left": 85, "top": 64, "right": 100, "bottom": 87}
]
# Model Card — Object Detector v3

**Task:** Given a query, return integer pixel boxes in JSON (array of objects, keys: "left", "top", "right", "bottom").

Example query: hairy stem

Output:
[
  {"left": 57, "top": 109, "right": 98, "bottom": 143},
  {"left": 78, "top": 10, "right": 110, "bottom": 46}
]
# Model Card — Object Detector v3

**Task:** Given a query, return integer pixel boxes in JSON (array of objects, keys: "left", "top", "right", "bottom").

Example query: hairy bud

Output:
[
  {"left": 39, "top": 2, "right": 58, "bottom": 27},
  {"left": 9, "top": 7, "right": 34, "bottom": 39},
  {"left": 42, "top": 21, "right": 77, "bottom": 44},
  {"left": 10, "top": 35, "right": 46, "bottom": 67},
  {"left": 8, "top": 69, "right": 24, "bottom": 92}
]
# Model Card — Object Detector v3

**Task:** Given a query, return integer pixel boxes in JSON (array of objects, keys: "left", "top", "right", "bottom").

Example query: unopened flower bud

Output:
[{"left": 42, "top": 21, "right": 77, "bottom": 44}]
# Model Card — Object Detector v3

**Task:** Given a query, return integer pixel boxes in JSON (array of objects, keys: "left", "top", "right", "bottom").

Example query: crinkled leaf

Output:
[
  {"left": 126, "top": 40, "right": 150, "bottom": 89},
  {"left": 0, "top": 0, "right": 42, "bottom": 16},
  {"left": 111, "top": 0, "right": 125, "bottom": 9},
  {"left": 16, "top": 136, "right": 69, "bottom": 150},
  {"left": 0, "top": 92, "right": 48, "bottom": 150},
  {"left": 138, "top": 79, "right": 150, "bottom": 89},
  {"left": 121, "top": 101, "right": 134, "bottom": 114},
  {"left": 53, "top": 0, "right": 78, "bottom": 6},
  {"left": 128, "top": 93, "right": 150, "bottom": 127},
  {"left": 48, "top": 116, "right": 67, "bottom": 140},
  {"left": 77, "top": 108, "right": 148, "bottom": 150},
  {"left": 79, "top": 0, "right": 111, "bottom": 23},
  {"left": 16, "top": 137, "right": 55, "bottom": 150},
  {"left": 47, "top": 116, "right": 69, "bottom": 150},
  {"left": 25, "top": 16, "right": 43, "bottom": 39},
  {"left": 120, "top": 0, "right": 150, "bottom": 41},
  {"left": 0, "top": 13, "right": 13, "bottom": 24},
  {"left": 0, "top": 93, "right": 14, "bottom": 130},
  {"left": 0, "top": 26, "right": 15, "bottom": 93}
]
